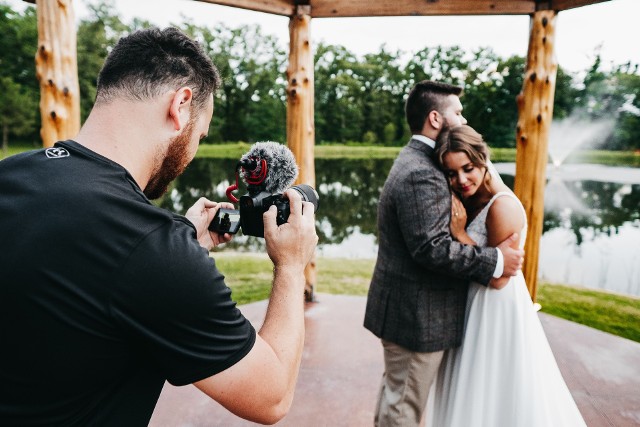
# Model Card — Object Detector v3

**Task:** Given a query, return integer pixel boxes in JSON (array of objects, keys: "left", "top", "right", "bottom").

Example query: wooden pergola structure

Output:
[{"left": 28, "top": 0, "right": 612, "bottom": 301}]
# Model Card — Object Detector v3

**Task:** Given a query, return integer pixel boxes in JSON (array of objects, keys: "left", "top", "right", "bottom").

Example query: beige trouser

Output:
[{"left": 374, "top": 339, "right": 444, "bottom": 427}]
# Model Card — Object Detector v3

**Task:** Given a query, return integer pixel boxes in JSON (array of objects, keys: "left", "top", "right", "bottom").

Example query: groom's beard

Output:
[{"left": 144, "top": 119, "right": 195, "bottom": 200}]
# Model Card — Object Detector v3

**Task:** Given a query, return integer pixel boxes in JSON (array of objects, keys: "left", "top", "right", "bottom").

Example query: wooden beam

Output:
[
  {"left": 513, "top": 10, "right": 557, "bottom": 301},
  {"left": 309, "top": 0, "right": 535, "bottom": 17},
  {"left": 545, "top": 0, "right": 611, "bottom": 11},
  {"left": 35, "top": 0, "right": 81, "bottom": 148},
  {"left": 190, "top": 0, "right": 295, "bottom": 17},
  {"left": 286, "top": 5, "right": 317, "bottom": 301},
  {"left": 189, "top": 0, "right": 610, "bottom": 17}
]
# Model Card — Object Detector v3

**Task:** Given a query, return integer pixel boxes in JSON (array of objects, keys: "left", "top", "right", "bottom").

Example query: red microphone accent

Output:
[
  {"left": 225, "top": 171, "right": 240, "bottom": 203},
  {"left": 244, "top": 158, "right": 268, "bottom": 186}
]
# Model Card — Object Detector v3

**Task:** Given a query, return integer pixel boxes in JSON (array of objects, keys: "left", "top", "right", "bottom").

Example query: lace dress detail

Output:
[{"left": 427, "top": 192, "right": 586, "bottom": 427}]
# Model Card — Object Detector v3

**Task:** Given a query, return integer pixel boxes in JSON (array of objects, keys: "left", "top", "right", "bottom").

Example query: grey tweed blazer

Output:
[{"left": 364, "top": 139, "right": 498, "bottom": 352}]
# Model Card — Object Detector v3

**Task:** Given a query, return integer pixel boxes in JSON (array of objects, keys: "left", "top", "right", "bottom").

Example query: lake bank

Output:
[
  {"left": 4, "top": 143, "right": 640, "bottom": 167},
  {"left": 195, "top": 143, "right": 640, "bottom": 166}
]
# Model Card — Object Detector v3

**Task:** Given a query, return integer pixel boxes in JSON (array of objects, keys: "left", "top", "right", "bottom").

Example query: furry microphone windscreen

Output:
[{"left": 240, "top": 141, "right": 299, "bottom": 194}]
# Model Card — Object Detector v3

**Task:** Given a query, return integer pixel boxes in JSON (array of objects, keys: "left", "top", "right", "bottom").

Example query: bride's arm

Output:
[{"left": 486, "top": 196, "right": 525, "bottom": 289}]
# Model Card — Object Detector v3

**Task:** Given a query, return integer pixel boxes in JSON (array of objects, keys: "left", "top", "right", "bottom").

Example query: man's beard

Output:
[{"left": 144, "top": 120, "right": 195, "bottom": 200}]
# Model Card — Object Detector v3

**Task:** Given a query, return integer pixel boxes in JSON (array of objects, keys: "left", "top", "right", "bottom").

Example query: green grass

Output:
[
  {"left": 194, "top": 144, "right": 640, "bottom": 166},
  {"left": 1, "top": 143, "right": 39, "bottom": 159},
  {"left": 212, "top": 252, "right": 275, "bottom": 305},
  {"left": 537, "top": 282, "right": 640, "bottom": 343},
  {"left": 565, "top": 149, "right": 640, "bottom": 167},
  {"left": 213, "top": 252, "right": 375, "bottom": 305},
  {"left": 195, "top": 142, "right": 403, "bottom": 160},
  {"left": 213, "top": 252, "right": 640, "bottom": 343}
]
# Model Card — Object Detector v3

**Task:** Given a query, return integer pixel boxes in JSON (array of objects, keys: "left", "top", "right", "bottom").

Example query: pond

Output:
[{"left": 158, "top": 158, "right": 640, "bottom": 298}]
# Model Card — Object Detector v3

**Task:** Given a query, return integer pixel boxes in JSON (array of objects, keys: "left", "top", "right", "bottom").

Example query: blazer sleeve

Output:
[{"left": 396, "top": 163, "right": 497, "bottom": 285}]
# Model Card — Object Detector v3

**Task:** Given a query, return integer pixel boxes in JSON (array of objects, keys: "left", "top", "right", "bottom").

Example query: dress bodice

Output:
[{"left": 465, "top": 191, "right": 527, "bottom": 249}]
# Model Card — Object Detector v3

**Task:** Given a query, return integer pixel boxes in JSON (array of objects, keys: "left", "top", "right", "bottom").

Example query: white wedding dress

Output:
[{"left": 427, "top": 192, "right": 587, "bottom": 427}]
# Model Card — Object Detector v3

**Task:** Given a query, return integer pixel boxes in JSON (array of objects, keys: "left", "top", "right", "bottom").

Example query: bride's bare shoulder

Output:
[{"left": 485, "top": 194, "right": 525, "bottom": 243}]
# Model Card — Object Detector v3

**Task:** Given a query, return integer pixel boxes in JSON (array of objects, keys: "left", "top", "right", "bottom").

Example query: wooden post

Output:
[
  {"left": 286, "top": 5, "right": 317, "bottom": 301},
  {"left": 34, "top": 0, "right": 81, "bottom": 148},
  {"left": 513, "top": 10, "right": 558, "bottom": 301}
]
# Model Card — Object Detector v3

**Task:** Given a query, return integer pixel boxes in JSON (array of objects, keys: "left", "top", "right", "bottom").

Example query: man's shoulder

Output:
[{"left": 390, "top": 144, "right": 439, "bottom": 177}]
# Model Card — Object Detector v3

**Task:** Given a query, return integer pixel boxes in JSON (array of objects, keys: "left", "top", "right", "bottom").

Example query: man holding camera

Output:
[
  {"left": 364, "top": 81, "right": 524, "bottom": 426},
  {"left": 0, "top": 27, "right": 317, "bottom": 426}
]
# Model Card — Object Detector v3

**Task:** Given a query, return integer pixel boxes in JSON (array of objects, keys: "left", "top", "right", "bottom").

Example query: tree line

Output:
[{"left": 1, "top": 0, "right": 639, "bottom": 152}]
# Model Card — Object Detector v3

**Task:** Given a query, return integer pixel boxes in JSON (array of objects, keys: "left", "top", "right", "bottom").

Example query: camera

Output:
[
  {"left": 208, "top": 141, "right": 319, "bottom": 238},
  {"left": 209, "top": 184, "right": 318, "bottom": 238}
]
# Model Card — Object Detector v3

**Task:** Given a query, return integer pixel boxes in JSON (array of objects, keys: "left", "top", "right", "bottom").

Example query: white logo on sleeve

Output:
[{"left": 45, "top": 147, "right": 70, "bottom": 159}]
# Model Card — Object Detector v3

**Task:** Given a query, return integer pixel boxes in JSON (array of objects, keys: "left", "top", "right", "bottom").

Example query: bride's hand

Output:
[
  {"left": 450, "top": 195, "right": 467, "bottom": 235},
  {"left": 450, "top": 195, "right": 475, "bottom": 245}
]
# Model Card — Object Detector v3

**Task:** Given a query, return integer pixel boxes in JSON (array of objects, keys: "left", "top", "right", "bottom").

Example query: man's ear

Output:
[
  {"left": 169, "top": 87, "right": 193, "bottom": 131},
  {"left": 427, "top": 110, "right": 442, "bottom": 130}
]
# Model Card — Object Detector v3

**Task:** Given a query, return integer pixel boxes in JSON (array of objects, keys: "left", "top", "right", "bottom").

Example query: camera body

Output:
[
  {"left": 209, "top": 184, "right": 318, "bottom": 238},
  {"left": 238, "top": 191, "right": 292, "bottom": 238}
]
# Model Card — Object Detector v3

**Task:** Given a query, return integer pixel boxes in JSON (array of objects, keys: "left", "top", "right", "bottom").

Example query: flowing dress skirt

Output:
[{"left": 428, "top": 275, "right": 587, "bottom": 427}]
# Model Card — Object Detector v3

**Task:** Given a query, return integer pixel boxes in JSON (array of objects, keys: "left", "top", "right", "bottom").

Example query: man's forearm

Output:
[
  {"left": 258, "top": 266, "right": 307, "bottom": 403},
  {"left": 193, "top": 265, "right": 308, "bottom": 424}
]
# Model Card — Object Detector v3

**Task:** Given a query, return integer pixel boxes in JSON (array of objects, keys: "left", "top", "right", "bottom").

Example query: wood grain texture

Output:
[
  {"left": 35, "top": 0, "right": 80, "bottom": 147},
  {"left": 188, "top": 0, "right": 610, "bottom": 17},
  {"left": 190, "top": 0, "right": 294, "bottom": 16},
  {"left": 286, "top": 7, "right": 317, "bottom": 300},
  {"left": 513, "top": 10, "right": 557, "bottom": 301}
]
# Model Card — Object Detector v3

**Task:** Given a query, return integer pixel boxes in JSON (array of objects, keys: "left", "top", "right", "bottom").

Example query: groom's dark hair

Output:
[{"left": 405, "top": 81, "right": 463, "bottom": 133}]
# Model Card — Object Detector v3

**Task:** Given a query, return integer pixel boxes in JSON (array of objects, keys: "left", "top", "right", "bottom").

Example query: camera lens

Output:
[{"left": 290, "top": 184, "right": 319, "bottom": 212}]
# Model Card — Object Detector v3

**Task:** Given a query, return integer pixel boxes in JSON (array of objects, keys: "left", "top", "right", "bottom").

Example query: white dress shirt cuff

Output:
[{"left": 493, "top": 248, "right": 504, "bottom": 278}]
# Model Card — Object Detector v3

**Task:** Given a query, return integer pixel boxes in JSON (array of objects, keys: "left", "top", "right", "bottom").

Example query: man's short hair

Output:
[
  {"left": 405, "top": 81, "right": 463, "bottom": 134},
  {"left": 96, "top": 27, "right": 221, "bottom": 110}
]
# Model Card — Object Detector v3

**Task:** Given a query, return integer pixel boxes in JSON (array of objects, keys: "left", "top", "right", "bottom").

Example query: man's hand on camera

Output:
[
  {"left": 263, "top": 189, "right": 318, "bottom": 271},
  {"left": 185, "top": 198, "right": 235, "bottom": 251}
]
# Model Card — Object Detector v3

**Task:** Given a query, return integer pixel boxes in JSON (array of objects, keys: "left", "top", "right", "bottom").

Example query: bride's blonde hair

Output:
[{"left": 435, "top": 125, "right": 490, "bottom": 170}]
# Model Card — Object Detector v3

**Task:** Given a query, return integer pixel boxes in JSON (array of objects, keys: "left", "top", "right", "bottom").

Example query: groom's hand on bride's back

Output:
[{"left": 498, "top": 233, "right": 524, "bottom": 277}]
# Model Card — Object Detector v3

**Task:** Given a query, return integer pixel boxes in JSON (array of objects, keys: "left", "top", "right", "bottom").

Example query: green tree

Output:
[
  {"left": 460, "top": 48, "right": 516, "bottom": 147},
  {"left": 76, "top": 0, "right": 129, "bottom": 122},
  {"left": 182, "top": 23, "right": 287, "bottom": 144},
  {"left": 358, "top": 47, "right": 406, "bottom": 144},
  {"left": 0, "top": 76, "right": 37, "bottom": 155},
  {"left": 553, "top": 66, "right": 580, "bottom": 119},
  {"left": 314, "top": 43, "right": 365, "bottom": 143},
  {"left": 608, "top": 64, "right": 640, "bottom": 151},
  {"left": 404, "top": 45, "right": 467, "bottom": 88},
  {"left": 0, "top": 3, "right": 39, "bottom": 147},
  {"left": 574, "top": 54, "right": 640, "bottom": 150}
]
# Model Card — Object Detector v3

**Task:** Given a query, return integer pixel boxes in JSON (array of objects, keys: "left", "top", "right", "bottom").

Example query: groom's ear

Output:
[{"left": 427, "top": 110, "right": 442, "bottom": 130}]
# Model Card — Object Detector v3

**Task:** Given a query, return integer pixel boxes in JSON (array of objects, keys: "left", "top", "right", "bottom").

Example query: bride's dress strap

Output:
[{"left": 485, "top": 191, "right": 519, "bottom": 210}]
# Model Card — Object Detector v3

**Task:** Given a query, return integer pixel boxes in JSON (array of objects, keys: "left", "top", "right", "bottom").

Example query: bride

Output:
[{"left": 427, "top": 125, "right": 586, "bottom": 427}]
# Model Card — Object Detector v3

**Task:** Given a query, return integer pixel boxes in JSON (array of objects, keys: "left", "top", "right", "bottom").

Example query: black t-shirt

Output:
[{"left": 0, "top": 141, "right": 256, "bottom": 426}]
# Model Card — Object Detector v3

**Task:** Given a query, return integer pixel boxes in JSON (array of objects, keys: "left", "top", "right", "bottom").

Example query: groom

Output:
[{"left": 364, "top": 80, "right": 524, "bottom": 427}]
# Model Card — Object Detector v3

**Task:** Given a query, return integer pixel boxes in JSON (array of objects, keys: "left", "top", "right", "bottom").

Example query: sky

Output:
[{"left": 6, "top": 0, "right": 639, "bottom": 74}]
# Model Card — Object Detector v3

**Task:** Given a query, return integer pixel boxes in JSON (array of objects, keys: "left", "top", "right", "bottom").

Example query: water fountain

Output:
[
  {"left": 537, "top": 115, "right": 640, "bottom": 297},
  {"left": 547, "top": 116, "right": 614, "bottom": 167}
]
